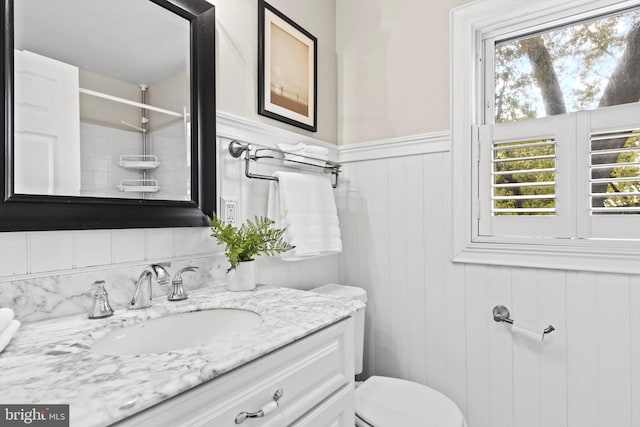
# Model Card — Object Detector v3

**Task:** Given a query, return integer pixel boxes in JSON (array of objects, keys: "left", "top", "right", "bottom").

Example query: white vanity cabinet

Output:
[{"left": 116, "top": 317, "right": 355, "bottom": 427}]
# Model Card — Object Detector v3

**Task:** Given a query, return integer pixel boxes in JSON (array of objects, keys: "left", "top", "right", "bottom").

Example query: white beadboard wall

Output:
[
  {"left": 337, "top": 133, "right": 640, "bottom": 427},
  {"left": 0, "top": 113, "right": 339, "bottom": 291}
]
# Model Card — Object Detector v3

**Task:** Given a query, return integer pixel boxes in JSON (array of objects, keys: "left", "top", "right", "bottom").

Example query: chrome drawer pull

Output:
[{"left": 235, "top": 388, "right": 284, "bottom": 424}]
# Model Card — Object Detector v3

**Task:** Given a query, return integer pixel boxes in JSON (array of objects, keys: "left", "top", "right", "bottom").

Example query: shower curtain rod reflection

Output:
[{"left": 79, "top": 88, "right": 184, "bottom": 118}]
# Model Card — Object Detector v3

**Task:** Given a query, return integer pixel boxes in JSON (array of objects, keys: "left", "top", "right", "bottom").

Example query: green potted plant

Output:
[{"left": 208, "top": 213, "right": 293, "bottom": 291}]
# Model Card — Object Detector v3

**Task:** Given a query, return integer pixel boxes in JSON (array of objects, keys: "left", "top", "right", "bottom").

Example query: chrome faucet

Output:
[{"left": 129, "top": 264, "right": 171, "bottom": 309}]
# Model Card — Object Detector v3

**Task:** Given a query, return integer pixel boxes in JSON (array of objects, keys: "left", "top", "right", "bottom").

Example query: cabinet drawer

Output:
[
  {"left": 117, "top": 317, "right": 354, "bottom": 427},
  {"left": 290, "top": 384, "right": 355, "bottom": 427}
]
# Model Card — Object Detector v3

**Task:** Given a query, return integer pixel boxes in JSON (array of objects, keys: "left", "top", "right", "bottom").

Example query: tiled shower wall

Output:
[
  {"left": 80, "top": 121, "right": 189, "bottom": 200},
  {"left": 80, "top": 122, "right": 143, "bottom": 198}
]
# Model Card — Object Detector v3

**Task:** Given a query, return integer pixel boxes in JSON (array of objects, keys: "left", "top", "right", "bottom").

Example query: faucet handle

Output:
[
  {"left": 169, "top": 266, "right": 198, "bottom": 301},
  {"left": 173, "top": 266, "right": 198, "bottom": 282},
  {"left": 89, "top": 280, "right": 115, "bottom": 319}
]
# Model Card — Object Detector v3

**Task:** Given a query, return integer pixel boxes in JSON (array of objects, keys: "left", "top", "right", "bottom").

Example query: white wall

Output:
[
  {"left": 336, "top": 0, "right": 472, "bottom": 144},
  {"left": 79, "top": 69, "right": 142, "bottom": 130},
  {"left": 336, "top": 1, "right": 640, "bottom": 425},
  {"left": 210, "top": 0, "right": 337, "bottom": 143}
]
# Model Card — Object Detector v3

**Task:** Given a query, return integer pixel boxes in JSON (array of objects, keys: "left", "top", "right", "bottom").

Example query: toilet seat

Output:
[{"left": 355, "top": 376, "right": 465, "bottom": 427}]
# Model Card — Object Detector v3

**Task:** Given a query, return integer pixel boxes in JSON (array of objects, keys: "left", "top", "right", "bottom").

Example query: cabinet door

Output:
[{"left": 290, "top": 384, "right": 355, "bottom": 427}]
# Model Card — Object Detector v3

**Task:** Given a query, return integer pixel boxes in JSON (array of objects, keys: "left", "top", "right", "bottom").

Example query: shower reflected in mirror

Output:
[{"left": 13, "top": 0, "right": 191, "bottom": 200}]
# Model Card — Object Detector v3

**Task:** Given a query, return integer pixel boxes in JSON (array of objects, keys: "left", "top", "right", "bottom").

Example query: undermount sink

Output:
[{"left": 92, "top": 309, "right": 263, "bottom": 356}]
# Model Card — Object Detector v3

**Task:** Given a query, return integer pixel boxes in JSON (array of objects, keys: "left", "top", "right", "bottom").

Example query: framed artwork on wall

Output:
[{"left": 258, "top": 0, "right": 317, "bottom": 132}]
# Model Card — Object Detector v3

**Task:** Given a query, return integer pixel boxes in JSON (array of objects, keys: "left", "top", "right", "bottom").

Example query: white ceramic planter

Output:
[{"left": 227, "top": 260, "right": 256, "bottom": 291}]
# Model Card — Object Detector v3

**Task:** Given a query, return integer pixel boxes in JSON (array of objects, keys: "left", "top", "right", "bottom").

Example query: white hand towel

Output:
[
  {"left": 268, "top": 180, "right": 281, "bottom": 227},
  {"left": 0, "top": 308, "right": 14, "bottom": 333},
  {"left": 0, "top": 319, "right": 20, "bottom": 354},
  {"left": 274, "top": 171, "right": 337, "bottom": 215},
  {"left": 267, "top": 171, "right": 342, "bottom": 261}
]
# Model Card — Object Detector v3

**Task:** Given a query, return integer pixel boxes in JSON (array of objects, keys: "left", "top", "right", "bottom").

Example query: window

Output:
[
  {"left": 491, "top": 7, "right": 640, "bottom": 124},
  {"left": 451, "top": 0, "right": 640, "bottom": 273},
  {"left": 480, "top": 4, "right": 640, "bottom": 238}
]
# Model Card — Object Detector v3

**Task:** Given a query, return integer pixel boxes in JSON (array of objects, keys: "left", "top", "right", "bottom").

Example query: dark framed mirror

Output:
[{"left": 0, "top": 0, "right": 216, "bottom": 231}]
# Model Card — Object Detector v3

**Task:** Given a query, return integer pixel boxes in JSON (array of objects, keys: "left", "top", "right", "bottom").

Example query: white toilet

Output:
[{"left": 312, "top": 284, "right": 466, "bottom": 427}]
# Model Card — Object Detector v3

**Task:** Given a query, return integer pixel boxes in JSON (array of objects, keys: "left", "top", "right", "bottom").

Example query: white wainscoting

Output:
[{"left": 336, "top": 133, "right": 640, "bottom": 427}]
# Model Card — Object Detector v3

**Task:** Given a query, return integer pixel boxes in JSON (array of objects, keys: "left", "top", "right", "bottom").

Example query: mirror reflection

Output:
[{"left": 14, "top": 0, "right": 191, "bottom": 200}]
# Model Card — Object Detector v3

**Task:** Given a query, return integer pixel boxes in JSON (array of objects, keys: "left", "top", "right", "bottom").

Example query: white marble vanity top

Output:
[{"left": 0, "top": 285, "right": 363, "bottom": 427}]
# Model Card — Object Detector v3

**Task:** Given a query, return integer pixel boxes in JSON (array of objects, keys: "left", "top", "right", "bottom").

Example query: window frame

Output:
[{"left": 451, "top": 0, "right": 640, "bottom": 274}]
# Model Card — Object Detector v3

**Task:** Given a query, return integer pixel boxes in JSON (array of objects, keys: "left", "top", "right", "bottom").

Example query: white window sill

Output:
[{"left": 452, "top": 237, "right": 640, "bottom": 275}]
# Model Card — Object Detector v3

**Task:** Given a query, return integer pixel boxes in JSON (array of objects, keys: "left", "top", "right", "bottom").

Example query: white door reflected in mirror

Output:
[{"left": 14, "top": 50, "right": 81, "bottom": 196}]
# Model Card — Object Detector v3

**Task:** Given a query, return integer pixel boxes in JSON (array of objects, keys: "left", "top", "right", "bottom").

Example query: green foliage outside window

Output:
[{"left": 493, "top": 139, "right": 556, "bottom": 215}]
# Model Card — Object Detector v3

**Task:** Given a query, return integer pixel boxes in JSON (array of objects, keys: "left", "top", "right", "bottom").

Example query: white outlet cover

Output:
[{"left": 220, "top": 197, "right": 238, "bottom": 225}]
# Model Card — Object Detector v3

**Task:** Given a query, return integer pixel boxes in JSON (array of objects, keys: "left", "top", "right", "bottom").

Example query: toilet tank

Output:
[{"left": 311, "top": 284, "right": 367, "bottom": 375}]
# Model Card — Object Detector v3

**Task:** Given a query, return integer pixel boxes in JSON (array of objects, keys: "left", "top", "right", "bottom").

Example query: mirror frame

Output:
[{"left": 0, "top": 0, "right": 216, "bottom": 231}]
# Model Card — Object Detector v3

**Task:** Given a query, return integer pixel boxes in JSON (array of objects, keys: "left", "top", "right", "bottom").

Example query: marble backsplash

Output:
[{"left": 0, "top": 255, "right": 229, "bottom": 323}]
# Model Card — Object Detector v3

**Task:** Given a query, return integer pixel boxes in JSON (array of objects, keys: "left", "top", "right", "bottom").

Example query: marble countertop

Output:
[{"left": 0, "top": 285, "right": 363, "bottom": 427}]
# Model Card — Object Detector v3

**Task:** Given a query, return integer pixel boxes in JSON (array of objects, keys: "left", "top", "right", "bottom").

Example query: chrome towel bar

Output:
[{"left": 228, "top": 140, "right": 341, "bottom": 188}]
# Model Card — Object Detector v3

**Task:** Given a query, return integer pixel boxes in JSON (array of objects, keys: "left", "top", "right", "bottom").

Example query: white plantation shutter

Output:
[
  {"left": 577, "top": 103, "right": 640, "bottom": 239},
  {"left": 478, "top": 115, "right": 571, "bottom": 238}
]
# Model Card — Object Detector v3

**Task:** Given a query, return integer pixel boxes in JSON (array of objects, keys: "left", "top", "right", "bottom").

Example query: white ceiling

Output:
[{"left": 14, "top": 0, "right": 190, "bottom": 86}]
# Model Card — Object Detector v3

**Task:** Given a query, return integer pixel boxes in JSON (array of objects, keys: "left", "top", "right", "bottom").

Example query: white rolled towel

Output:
[
  {"left": 277, "top": 142, "right": 307, "bottom": 153},
  {"left": 278, "top": 143, "right": 329, "bottom": 163},
  {"left": 0, "top": 308, "right": 14, "bottom": 333},
  {"left": 0, "top": 319, "right": 20, "bottom": 353},
  {"left": 303, "top": 145, "right": 329, "bottom": 158}
]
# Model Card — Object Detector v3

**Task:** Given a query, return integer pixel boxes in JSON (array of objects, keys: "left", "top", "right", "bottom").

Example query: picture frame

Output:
[{"left": 258, "top": 0, "right": 317, "bottom": 132}]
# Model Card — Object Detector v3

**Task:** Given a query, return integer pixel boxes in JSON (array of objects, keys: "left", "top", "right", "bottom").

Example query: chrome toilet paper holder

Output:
[{"left": 492, "top": 305, "right": 555, "bottom": 335}]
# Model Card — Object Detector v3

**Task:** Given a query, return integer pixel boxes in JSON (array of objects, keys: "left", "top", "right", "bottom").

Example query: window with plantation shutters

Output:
[
  {"left": 453, "top": 0, "right": 640, "bottom": 273},
  {"left": 475, "top": 4, "right": 640, "bottom": 243}
]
